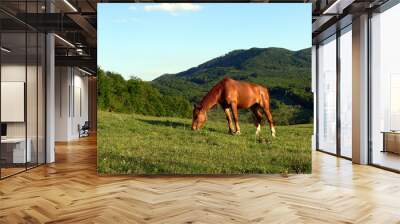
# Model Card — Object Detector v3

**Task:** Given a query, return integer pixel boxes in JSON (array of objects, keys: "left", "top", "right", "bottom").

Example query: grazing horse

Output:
[{"left": 191, "top": 77, "right": 276, "bottom": 137}]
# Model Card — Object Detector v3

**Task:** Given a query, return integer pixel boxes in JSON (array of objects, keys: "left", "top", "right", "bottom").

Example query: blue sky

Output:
[{"left": 98, "top": 3, "right": 311, "bottom": 81}]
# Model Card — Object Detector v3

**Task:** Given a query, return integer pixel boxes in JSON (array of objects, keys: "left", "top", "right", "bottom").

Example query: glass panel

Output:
[
  {"left": 26, "top": 0, "right": 39, "bottom": 170},
  {"left": 371, "top": 4, "right": 400, "bottom": 171},
  {"left": 317, "top": 35, "right": 337, "bottom": 154},
  {"left": 1, "top": 31, "right": 27, "bottom": 177},
  {"left": 38, "top": 32, "right": 45, "bottom": 165},
  {"left": 339, "top": 28, "right": 352, "bottom": 158},
  {"left": 0, "top": 1, "right": 46, "bottom": 178},
  {"left": 27, "top": 31, "right": 38, "bottom": 169}
]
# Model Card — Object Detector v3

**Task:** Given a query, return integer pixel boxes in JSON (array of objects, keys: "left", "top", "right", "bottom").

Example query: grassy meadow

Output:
[{"left": 98, "top": 111, "right": 312, "bottom": 175}]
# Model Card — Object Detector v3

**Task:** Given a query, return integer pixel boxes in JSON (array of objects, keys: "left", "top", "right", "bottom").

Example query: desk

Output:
[
  {"left": 1, "top": 138, "right": 31, "bottom": 163},
  {"left": 382, "top": 131, "right": 400, "bottom": 154}
]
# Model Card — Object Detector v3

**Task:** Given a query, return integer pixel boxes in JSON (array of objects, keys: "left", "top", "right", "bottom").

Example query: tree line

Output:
[{"left": 97, "top": 68, "right": 192, "bottom": 118}]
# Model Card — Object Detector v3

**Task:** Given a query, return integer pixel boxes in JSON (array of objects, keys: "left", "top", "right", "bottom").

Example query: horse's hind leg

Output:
[
  {"left": 230, "top": 103, "right": 240, "bottom": 134},
  {"left": 261, "top": 102, "right": 276, "bottom": 137},
  {"left": 223, "top": 107, "right": 235, "bottom": 134},
  {"left": 251, "top": 105, "right": 263, "bottom": 136}
]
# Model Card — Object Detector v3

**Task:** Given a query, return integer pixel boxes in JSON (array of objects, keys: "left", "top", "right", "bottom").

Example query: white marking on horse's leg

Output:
[
  {"left": 256, "top": 124, "right": 261, "bottom": 136},
  {"left": 271, "top": 126, "right": 276, "bottom": 138}
]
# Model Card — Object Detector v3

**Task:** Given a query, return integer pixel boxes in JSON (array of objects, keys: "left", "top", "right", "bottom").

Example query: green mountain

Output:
[{"left": 152, "top": 47, "right": 312, "bottom": 125}]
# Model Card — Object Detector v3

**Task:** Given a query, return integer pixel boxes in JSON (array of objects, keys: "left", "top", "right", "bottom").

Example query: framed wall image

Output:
[
  {"left": 1, "top": 82, "right": 25, "bottom": 122},
  {"left": 97, "top": 3, "right": 312, "bottom": 175}
]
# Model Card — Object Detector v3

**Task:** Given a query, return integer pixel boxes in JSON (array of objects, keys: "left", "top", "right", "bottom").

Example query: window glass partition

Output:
[
  {"left": 317, "top": 35, "right": 337, "bottom": 154},
  {"left": 0, "top": 2, "right": 46, "bottom": 179},
  {"left": 37, "top": 32, "right": 45, "bottom": 165},
  {"left": 339, "top": 26, "right": 352, "bottom": 158},
  {"left": 0, "top": 31, "right": 28, "bottom": 177},
  {"left": 370, "top": 3, "right": 400, "bottom": 171},
  {"left": 27, "top": 31, "right": 38, "bottom": 169}
]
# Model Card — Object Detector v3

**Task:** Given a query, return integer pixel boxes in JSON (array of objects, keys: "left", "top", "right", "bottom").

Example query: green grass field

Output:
[{"left": 98, "top": 111, "right": 312, "bottom": 174}]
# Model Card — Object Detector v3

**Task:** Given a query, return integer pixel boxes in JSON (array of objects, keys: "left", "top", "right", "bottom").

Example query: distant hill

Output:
[
  {"left": 152, "top": 47, "right": 312, "bottom": 125},
  {"left": 97, "top": 69, "right": 192, "bottom": 118}
]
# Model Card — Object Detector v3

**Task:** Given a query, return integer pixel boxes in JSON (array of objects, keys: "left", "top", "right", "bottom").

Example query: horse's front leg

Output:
[
  {"left": 224, "top": 108, "right": 235, "bottom": 134},
  {"left": 231, "top": 103, "right": 240, "bottom": 134}
]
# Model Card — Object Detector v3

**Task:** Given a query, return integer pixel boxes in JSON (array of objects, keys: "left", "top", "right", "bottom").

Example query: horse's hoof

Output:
[
  {"left": 271, "top": 127, "right": 276, "bottom": 138},
  {"left": 234, "top": 131, "right": 241, "bottom": 135}
]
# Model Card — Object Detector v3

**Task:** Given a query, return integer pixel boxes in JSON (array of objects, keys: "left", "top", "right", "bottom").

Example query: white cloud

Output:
[
  {"left": 144, "top": 3, "right": 202, "bottom": 14},
  {"left": 128, "top": 5, "right": 137, "bottom": 11}
]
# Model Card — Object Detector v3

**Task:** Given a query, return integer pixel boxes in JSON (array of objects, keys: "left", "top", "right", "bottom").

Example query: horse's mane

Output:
[{"left": 199, "top": 78, "right": 227, "bottom": 111}]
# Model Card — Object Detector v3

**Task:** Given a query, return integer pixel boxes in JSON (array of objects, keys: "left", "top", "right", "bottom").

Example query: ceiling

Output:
[
  {"left": 311, "top": 0, "right": 391, "bottom": 43},
  {"left": 0, "top": 0, "right": 395, "bottom": 72},
  {"left": 0, "top": 0, "right": 97, "bottom": 73}
]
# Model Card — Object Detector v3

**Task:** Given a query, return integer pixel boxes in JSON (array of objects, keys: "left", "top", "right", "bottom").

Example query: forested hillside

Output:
[
  {"left": 98, "top": 47, "right": 312, "bottom": 125},
  {"left": 97, "top": 68, "right": 192, "bottom": 118}
]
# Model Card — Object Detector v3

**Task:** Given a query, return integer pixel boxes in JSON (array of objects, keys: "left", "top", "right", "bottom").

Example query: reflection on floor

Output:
[
  {"left": 373, "top": 150, "right": 400, "bottom": 171},
  {"left": 0, "top": 135, "right": 400, "bottom": 223},
  {"left": 0, "top": 167, "right": 25, "bottom": 178},
  {"left": 0, "top": 162, "right": 43, "bottom": 179}
]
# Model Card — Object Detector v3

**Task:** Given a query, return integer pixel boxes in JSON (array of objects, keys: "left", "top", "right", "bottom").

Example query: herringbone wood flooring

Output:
[{"left": 1, "top": 135, "right": 400, "bottom": 223}]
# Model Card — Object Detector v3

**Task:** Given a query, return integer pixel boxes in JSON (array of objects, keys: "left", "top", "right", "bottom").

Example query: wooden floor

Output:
[{"left": 1, "top": 135, "right": 400, "bottom": 223}]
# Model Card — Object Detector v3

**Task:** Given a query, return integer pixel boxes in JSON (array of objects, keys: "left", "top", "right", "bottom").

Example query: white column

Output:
[
  {"left": 46, "top": 32, "right": 55, "bottom": 163},
  {"left": 352, "top": 14, "right": 369, "bottom": 164}
]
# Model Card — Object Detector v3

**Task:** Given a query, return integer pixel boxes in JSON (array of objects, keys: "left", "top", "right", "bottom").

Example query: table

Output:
[{"left": 382, "top": 131, "right": 400, "bottom": 154}]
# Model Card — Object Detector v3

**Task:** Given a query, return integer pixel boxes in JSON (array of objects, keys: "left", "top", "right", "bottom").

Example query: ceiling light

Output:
[
  {"left": 1, "top": 47, "right": 11, "bottom": 53},
  {"left": 54, "top": 34, "right": 75, "bottom": 48},
  {"left": 76, "top": 48, "right": 84, "bottom": 55},
  {"left": 63, "top": 0, "right": 78, "bottom": 12}
]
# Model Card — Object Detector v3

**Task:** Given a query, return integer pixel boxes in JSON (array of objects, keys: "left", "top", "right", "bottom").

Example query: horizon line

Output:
[{"left": 98, "top": 46, "right": 311, "bottom": 81}]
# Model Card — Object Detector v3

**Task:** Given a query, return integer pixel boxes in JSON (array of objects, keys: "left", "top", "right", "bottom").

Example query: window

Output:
[
  {"left": 370, "top": 3, "right": 400, "bottom": 171},
  {"left": 317, "top": 35, "right": 337, "bottom": 154},
  {"left": 0, "top": 3, "right": 46, "bottom": 179},
  {"left": 339, "top": 27, "right": 352, "bottom": 158}
]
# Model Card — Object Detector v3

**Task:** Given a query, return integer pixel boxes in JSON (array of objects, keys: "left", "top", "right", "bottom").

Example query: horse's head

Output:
[{"left": 192, "top": 104, "right": 207, "bottom": 131}]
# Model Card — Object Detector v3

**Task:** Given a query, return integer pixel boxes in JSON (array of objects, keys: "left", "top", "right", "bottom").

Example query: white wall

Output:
[
  {"left": 1, "top": 63, "right": 46, "bottom": 164},
  {"left": 1, "top": 65, "right": 29, "bottom": 138},
  {"left": 55, "top": 67, "right": 89, "bottom": 141},
  {"left": 72, "top": 72, "right": 89, "bottom": 138},
  {"left": 55, "top": 66, "right": 70, "bottom": 141}
]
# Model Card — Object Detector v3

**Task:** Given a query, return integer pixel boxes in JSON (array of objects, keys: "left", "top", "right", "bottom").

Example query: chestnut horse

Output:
[{"left": 192, "top": 77, "right": 276, "bottom": 137}]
